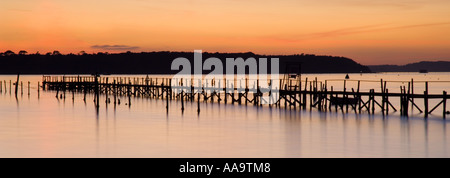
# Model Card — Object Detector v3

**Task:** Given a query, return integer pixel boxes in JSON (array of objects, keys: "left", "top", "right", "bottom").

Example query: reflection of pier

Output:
[{"left": 41, "top": 75, "right": 449, "bottom": 119}]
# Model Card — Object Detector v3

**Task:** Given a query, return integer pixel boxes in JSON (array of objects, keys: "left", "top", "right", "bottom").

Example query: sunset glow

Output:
[{"left": 1, "top": 0, "right": 450, "bottom": 65}]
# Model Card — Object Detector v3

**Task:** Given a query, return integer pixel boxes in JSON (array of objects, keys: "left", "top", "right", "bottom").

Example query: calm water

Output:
[{"left": 0, "top": 73, "right": 449, "bottom": 157}]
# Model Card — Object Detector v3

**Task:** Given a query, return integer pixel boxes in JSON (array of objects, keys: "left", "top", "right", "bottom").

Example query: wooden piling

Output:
[
  {"left": 404, "top": 86, "right": 409, "bottom": 117},
  {"left": 224, "top": 80, "right": 228, "bottom": 104},
  {"left": 197, "top": 90, "right": 200, "bottom": 113},
  {"left": 181, "top": 90, "right": 184, "bottom": 112},
  {"left": 293, "top": 85, "right": 297, "bottom": 110},
  {"left": 400, "top": 87, "right": 404, "bottom": 116},
  {"left": 344, "top": 80, "right": 348, "bottom": 113},
  {"left": 309, "top": 81, "right": 313, "bottom": 110},
  {"left": 381, "top": 79, "right": 385, "bottom": 115},
  {"left": 166, "top": 84, "right": 169, "bottom": 113},
  {"left": 95, "top": 76, "right": 100, "bottom": 108},
  {"left": 357, "top": 81, "right": 361, "bottom": 113},
  {"left": 63, "top": 81, "right": 66, "bottom": 100},
  {"left": 329, "top": 86, "right": 333, "bottom": 111},
  {"left": 113, "top": 80, "right": 117, "bottom": 105},
  {"left": 105, "top": 83, "right": 108, "bottom": 104},
  {"left": 444, "top": 91, "right": 447, "bottom": 119},
  {"left": 371, "top": 89, "right": 375, "bottom": 114},
  {"left": 231, "top": 84, "right": 235, "bottom": 104},
  {"left": 83, "top": 84, "right": 87, "bottom": 102},
  {"left": 37, "top": 82, "right": 40, "bottom": 97},
  {"left": 411, "top": 78, "right": 414, "bottom": 112},
  {"left": 385, "top": 89, "right": 389, "bottom": 115},
  {"left": 303, "top": 78, "right": 308, "bottom": 109},
  {"left": 15, "top": 75, "right": 19, "bottom": 97},
  {"left": 424, "top": 82, "right": 429, "bottom": 118}
]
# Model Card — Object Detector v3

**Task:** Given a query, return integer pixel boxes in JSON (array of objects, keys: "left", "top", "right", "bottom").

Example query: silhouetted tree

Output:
[
  {"left": 18, "top": 50, "right": 28, "bottom": 55},
  {"left": 78, "top": 51, "right": 87, "bottom": 55},
  {"left": 52, "top": 51, "right": 61, "bottom": 56},
  {"left": 4, "top": 50, "right": 15, "bottom": 56},
  {"left": 45, "top": 52, "right": 52, "bottom": 56}
]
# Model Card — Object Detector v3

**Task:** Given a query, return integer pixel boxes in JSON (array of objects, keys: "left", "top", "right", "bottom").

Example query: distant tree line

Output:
[{"left": 0, "top": 50, "right": 371, "bottom": 74}]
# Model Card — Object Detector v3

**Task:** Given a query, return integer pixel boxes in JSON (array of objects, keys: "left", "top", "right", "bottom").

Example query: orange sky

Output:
[{"left": 1, "top": 0, "right": 450, "bottom": 65}]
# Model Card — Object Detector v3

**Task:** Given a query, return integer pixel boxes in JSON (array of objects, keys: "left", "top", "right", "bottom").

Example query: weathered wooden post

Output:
[
  {"left": 197, "top": 89, "right": 200, "bottom": 114},
  {"left": 400, "top": 87, "right": 403, "bottom": 116},
  {"left": 314, "top": 77, "right": 318, "bottom": 101},
  {"left": 309, "top": 81, "right": 313, "bottom": 110},
  {"left": 293, "top": 85, "right": 297, "bottom": 110},
  {"left": 344, "top": 80, "right": 348, "bottom": 113},
  {"left": 324, "top": 81, "right": 328, "bottom": 111},
  {"left": 224, "top": 80, "right": 228, "bottom": 104},
  {"left": 166, "top": 83, "right": 169, "bottom": 113},
  {"left": 385, "top": 89, "right": 389, "bottom": 115},
  {"left": 284, "top": 84, "right": 288, "bottom": 109},
  {"left": 128, "top": 81, "right": 131, "bottom": 107},
  {"left": 381, "top": 79, "right": 385, "bottom": 115},
  {"left": 14, "top": 75, "right": 19, "bottom": 97},
  {"left": 357, "top": 81, "right": 361, "bottom": 113},
  {"left": 371, "top": 89, "right": 375, "bottom": 114},
  {"left": 424, "top": 82, "right": 429, "bottom": 118},
  {"left": 211, "top": 79, "right": 215, "bottom": 103},
  {"left": 95, "top": 75, "right": 100, "bottom": 109},
  {"left": 231, "top": 83, "right": 235, "bottom": 104},
  {"left": 28, "top": 81, "right": 30, "bottom": 96},
  {"left": 105, "top": 83, "right": 108, "bottom": 104},
  {"left": 190, "top": 78, "right": 194, "bottom": 102},
  {"left": 411, "top": 78, "right": 414, "bottom": 112},
  {"left": 83, "top": 84, "right": 87, "bottom": 102},
  {"left": 329, "top": 86, "right": 333, "bottom": 111},
  {"left": 170, "top": 79, "right": 174, "bottom": 100},
  {"left": 181, "top": 81, "right": 184, "bottom": 112},
  {"left": 444, "top": 91, "right": 447, "bottom": 119},
  {"left": 303, "top": 78, "right": 308, "bottom": 109},
  {"left": 113, "top": 80, "right": 117, "bottom": 106},
  {"left": 404, "top": 86, "right": 409, "bottom": 117},
  {"left": 37, "top": 82, "right": 40, "bottom": 98},
  {"left": 156, "top": 78, "right": 159, "bottom": 98},
  {"left": 63, "top": 82, "right": 66, "bottom": 100}
]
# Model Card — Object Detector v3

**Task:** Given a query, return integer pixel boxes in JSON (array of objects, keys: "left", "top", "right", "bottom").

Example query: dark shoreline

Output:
[
  {"left": 369, "top": 61, "right": 450, "bottom": 73},
  {"left": 0, "top": 51, "right": 370, "bottom": 74}
]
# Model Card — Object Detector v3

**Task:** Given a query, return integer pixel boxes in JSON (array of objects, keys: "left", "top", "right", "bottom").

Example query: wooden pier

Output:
[{"left": 41, "top": 75, "right": 450, "bottom": 119}]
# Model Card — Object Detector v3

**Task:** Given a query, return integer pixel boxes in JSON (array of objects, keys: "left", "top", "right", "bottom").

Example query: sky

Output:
[{"left": 0, "top": 0, "right": 450, "bottom": 65}]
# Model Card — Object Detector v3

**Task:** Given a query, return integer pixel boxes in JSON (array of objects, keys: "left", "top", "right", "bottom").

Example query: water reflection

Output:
[{"left": 279, "top": 108, "right": 449, "bottom": 157}]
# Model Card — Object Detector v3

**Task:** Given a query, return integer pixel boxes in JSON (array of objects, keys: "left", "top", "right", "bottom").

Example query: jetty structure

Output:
[{"left": 38, "top": 74, "right": 450, "bottom": 119}]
